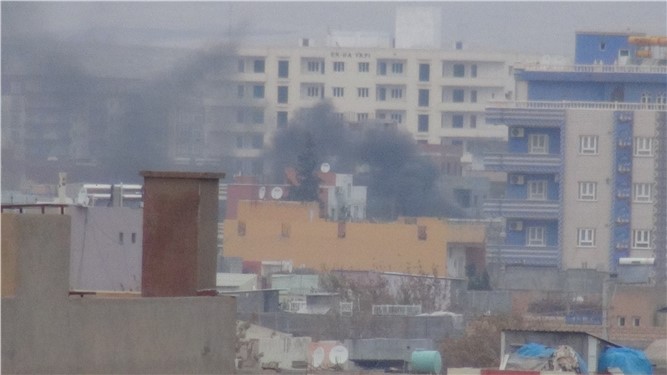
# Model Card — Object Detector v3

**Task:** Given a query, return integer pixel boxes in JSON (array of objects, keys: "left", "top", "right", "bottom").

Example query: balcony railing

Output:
[
  {"left": 488, "top": 100, "right": 667, "bottom": 111},
  {"left": 517, "top": 63, "right": 667, "bottom": 74},
  {"left": 484, "top": 199, "right": 560, "bottom": 219},
  {"left": 485, "top": 153, "right": 560, "bottom": 173},
  {"left": 486, "top": 244, "right": 559, "bottom": 267}
]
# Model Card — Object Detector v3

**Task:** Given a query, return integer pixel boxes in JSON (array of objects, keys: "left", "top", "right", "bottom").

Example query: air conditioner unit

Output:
[
  {"left": 509, "top": 220, "right": 523, "bottom": 231},
  {"left": 510, "top": 175, "right": 525, "bottom": 185},
  {"left": 510, "top": 127, "right": 525, "bottom": 138}
]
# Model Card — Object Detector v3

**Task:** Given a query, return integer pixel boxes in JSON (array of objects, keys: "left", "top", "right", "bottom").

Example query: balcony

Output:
[
  {"left": 517, "top": 63, "right": 667, "bottom": 74},
  {"left": 486, "top": 244, "right": 559, "bottom": 267},
  {"left": 484, "top": 153, "right": 560, "bottom": 173},
  {"left": 483, "top": 199, "right": 559, "bottom": 220},
  {"left": 489, "top": 100, "right": 667, "bottom": 111}
]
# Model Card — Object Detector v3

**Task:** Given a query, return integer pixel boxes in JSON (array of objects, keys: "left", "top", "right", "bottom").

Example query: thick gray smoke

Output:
[
  {"left": 2, "top": 3, "right": 240, "bottom": 185},
  {"left": 267, "top": 102, "right": 464, "bottom": 219}
]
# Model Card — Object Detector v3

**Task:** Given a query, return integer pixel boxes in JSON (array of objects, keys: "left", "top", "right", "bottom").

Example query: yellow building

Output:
[{"left": 224, "top": 200, "right": 486, "bottom": 277}]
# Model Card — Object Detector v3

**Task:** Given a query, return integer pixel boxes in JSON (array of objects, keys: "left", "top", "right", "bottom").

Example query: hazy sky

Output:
[{"left": 3, "top": 1, "right": 666, "bottom": 56}]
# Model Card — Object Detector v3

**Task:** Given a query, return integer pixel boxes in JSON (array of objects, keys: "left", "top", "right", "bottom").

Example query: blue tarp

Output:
[
  {"left": 516, "top": 343, "right": 555, "bottom": 358},
  {"left": 599, "top": 347, "right": 653, "bottom": 375},
  {"left": 513, "top": 343, "right": 588, "bottom": 374}
]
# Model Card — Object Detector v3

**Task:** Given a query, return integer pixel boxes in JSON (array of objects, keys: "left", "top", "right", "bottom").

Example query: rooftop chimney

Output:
[{"left": 140, "top": 171, "right": 224, "bottom": 297}]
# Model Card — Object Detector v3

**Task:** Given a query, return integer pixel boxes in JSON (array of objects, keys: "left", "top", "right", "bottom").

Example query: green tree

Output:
[{"left": 289, "top": 132, "right": 321, "bottom": 202}]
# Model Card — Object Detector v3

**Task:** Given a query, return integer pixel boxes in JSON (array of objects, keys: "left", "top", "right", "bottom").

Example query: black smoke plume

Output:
[{"left": 266, "top": 102, "right": 464, "bottom": 219}]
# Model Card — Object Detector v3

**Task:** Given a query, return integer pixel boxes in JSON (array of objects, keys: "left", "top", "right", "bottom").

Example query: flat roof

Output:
[{"left": 140, "top": 171, "right": 225, "bottom": 180}]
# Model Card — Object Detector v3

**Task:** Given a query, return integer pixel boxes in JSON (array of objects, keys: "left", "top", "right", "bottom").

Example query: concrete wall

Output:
[
  {"left": 238, "top": 312, "right": 463, "bottom": 342},
  {"left": 225, "top": 200, "right": 486, "bottom": 275},
  {"left": 69, "top": 206, "right": 143, "bottom": 291},
  {"left": 258, "top": 336, "right": 311, "bottom": 369},
  {"left": 1, "top": 213, "right": 236, "bottom": 374}
]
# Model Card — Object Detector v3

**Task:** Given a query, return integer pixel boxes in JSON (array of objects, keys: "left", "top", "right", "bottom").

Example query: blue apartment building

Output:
[{"left": 484, "top": 31, "right": 667, "bottom": 280}]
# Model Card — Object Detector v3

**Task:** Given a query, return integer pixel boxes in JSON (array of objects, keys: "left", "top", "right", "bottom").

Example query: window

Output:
[
  {"left": 307, "top": 61, "right": 322, "bottom": 73},
  {"left": 527, "top": 180, "right": 547, "bottom": 200},
  {"left": 618, "top": 316, "right": 625, "bottom": 327},
  {"left": 632, "top": 229, "right": 651, "bottom": 249},
  {"left": 238, "top": 59, "right": 245, "bottom": 73},
  {"left": 641, "top": 92, "right": 651, "bottom": 103},
  {"left": 251, "top": 109, "right": 264, "bottom": 124},
  {"left": 253, "top": 59, "right": 265, "bottom": 73},
  {"left": 633, "top": 183, "right": 652, "bottom": 203},
  {"left": 307, "top": 86, "right": 320, "bottom": 97},
  {"left": 600, "top": 42, "right": 606, "bottom": 51},
  {"left": 633, "top": 317, "right": 640, "bottom": 327},
  {"left": 453, "top": 64, "right": 465, "bottom": 77},
  {"left": 277, "top": 111, "right": 288, "bottom": 128},
  {"left": 253, "top": 85, "right": 265, "bottom": 99},
  {"left": 377, "top": 87, "right": 386, "bottom": 101},
  {"left": 281, "top": 223, "right": 290, "bottom": 238},
  {"left": 452, "top": 115, "right": 464, "bottom": 128},
  {"left": 237, "top": 221, "right": 246, "bottom": 236},
  {"left": 391, "top": 62, "right": 404, "bottom": 74},
  {"left": 527, "top": 227, "right": 545, "bottom": 247},
  {"left": 390, "top": 113, "right": 403, "bottom": 124},
  {"left": 579, "top": 135, "right": 598, "bottom": 155},
  {"left": 390, "top": 87, "right": 403, "bottom": 99},
  {"left": 577, "top": 228, "right": 596, "bottom": 247},
  {"left": 277, "top": 86, "right": 288, "bottom": 104},
  {"left": 357, "top": 113, "right": 369, "bottom": 121},
  {"left": 278, "top": 60, "right": 289, "bottom": 78},
  {"left": 529, "top": 134, "right": 548, "bottom": 154},
  {"left": 333, "top": 61, "right": 345, "bottom": 72},
  {"left": 332, "top": 87, "right": 344, "bottom": 97},
  {"left": 358, "top": 62, "right": 369, "bottom": 72},
  {"left": 418, "top": 89, "right": 429, "bottom": 107},
  {"left": 578, "top": 182, "right": 597, "bottom": 201},
  {"left": 357, "top": 88, "right": 369, "bottom": 98},
  {"left": 237, "top": 85, "right": 245, "bottom": 98},
  {"left": 419, "top": 63, "right": 430, "bottom": 81},
  {"left": 131, "top": 233, "right": 137, "bottom": 244},
  {"left": 418, "top": 225, "right": 427, "bottom": 241},
  {"left": 118, "top": 232, "right": 124, "bottom": 245},
  {"left": 619, "top": 49, "right": 629, "bottom": 57},
  {"left": 471, "top": 64, "right": 478, "bottom": 78},
  {"left": 377, "top": 61, "right": 387, "bottom": 75},
  {"left": 452, "top": 89, "right": 465, "bottom": 103},
  {"left": 634, "top": 137, "right": 653, "bottom": 156},
  {"left": 657, "top": 93, "right": 667, "bottom": 104},
  {"left": 418, "top": 114, "right": 429, "bottom": 132},
  {"left": 470, "top": 90, "right": 478, "bottom": 103},
  {"left": 470, "top": 115, "right": 477, "bottom": 129},
  {"left": 251, "top": 135, "right": 263, "bottom": 149}
]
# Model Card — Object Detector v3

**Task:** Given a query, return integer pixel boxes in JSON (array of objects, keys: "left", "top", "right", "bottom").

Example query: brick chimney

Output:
[{"left": 140, "top": 171, "right": 224, "bottom": 297}]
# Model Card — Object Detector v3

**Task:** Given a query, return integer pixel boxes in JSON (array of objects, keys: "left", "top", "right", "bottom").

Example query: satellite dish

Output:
[
  {"left": 320, "top": 163, "right": 331, "bottom": 173},
  {"left": 271, "top": 187, "right": 283, "bottom": 200},
  {"left": 312, "top": 347, "right": 325, "bottom": 368},
  {"left": 329, "top": 345, "right": 349, "bottom": 365},
  {"left": 258, "top": 186, "right": 266, "bottom": 199}
]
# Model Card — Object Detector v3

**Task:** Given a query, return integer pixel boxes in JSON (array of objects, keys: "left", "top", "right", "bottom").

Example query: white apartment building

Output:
[{"left": 187, "top": 44, "right": 538, "bottom": 176}]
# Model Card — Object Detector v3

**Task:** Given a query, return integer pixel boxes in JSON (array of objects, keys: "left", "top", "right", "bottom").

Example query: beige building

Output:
[
  {"left": 189, "top": 44, "right": 536, "bottom": 176},
  {"left": 223, "top": 200, "right": 486, "bottom": 276}
]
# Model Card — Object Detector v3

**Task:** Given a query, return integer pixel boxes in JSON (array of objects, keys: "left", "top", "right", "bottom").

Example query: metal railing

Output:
[
  {"left": 372, "top": 304, "right": 422, "bottom": 316},
  {"left": 488, "top": 100, "right": 667, "bottom": 111},
  {"left": 517, "top": 63, "right": 667, "bottom": 74},
  {"left": 483, "top": 199, "right": 560, "bottom": 219},
  {"left": 486, "top": 244, "right": 559, "bottom": 267},
  {"left": 1, "top": 204, "right": 68, "bottom": 215}
]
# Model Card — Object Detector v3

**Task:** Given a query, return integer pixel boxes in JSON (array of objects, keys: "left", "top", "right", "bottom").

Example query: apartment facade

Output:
[
  {"left": 184, "top": 45, "right": 537, "bottom": 176},
  {"left": 483, "top": 31, "right": 667, "bottom": 278}
]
